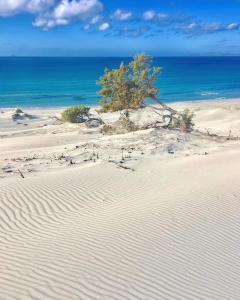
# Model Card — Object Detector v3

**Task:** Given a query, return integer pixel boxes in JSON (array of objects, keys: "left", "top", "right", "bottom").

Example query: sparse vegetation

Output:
[
  {"left": 101, "top": 124, "right": 114, "bottom": 135},
  {"left": 173, "top": 109, "right": 194, "bottom": 132},
  {"left": 61, "top": 105, "right": 90, "bottom": 123},
  {"left": 61, "top": 55, "right": 195, "bottom": 135},
  {"left": 117, "top": 111, "right": 137, "bottom": 132},
  {"left": 100, "top": 111, "right": 137, "bottom": 135},
  {"left": 12, "top": 108, "right": 29, "bottom": 121}
]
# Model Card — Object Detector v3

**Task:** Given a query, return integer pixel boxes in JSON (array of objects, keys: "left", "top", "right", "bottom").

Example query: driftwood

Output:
[
  {"left": 118, "top": 164, "right": 135, "bottom": 171},
  {"left": 18, "top": 169, "right": 25, "bottom": 178},
  {"left": 143, "top": 96, "right": 181, "bottom": 128},
  {"left": 193, "top": 129, "right": 240, "bottom": 142}
]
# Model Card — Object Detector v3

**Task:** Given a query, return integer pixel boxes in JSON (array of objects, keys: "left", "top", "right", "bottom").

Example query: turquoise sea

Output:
[{"left": 1, "top": 57, "right": 240, "bottom": 108}]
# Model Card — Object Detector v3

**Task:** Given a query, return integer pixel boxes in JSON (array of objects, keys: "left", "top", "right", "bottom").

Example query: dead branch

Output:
[{"left": 18, "top": 169, "right": 25, "bottom": 178}]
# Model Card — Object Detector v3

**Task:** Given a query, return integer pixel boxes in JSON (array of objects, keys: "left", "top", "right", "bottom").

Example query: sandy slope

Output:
[{"left": 1, "top": 100, "right": 240, "bottom": 299}]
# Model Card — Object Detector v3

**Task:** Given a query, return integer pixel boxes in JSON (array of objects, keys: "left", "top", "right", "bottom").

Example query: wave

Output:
[{"left": 201, "top": 92, "right": 220, "bottom": 96}]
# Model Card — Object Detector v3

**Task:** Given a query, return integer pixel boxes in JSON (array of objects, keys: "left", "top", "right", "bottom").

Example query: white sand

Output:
[{"left": 1, "top": 99, "right": 240, "bottom": 299}]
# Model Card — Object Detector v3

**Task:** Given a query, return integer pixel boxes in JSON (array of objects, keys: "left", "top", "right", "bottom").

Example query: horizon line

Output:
[{"left": 1, "top": 55, "right": 240, "bottom": 58}]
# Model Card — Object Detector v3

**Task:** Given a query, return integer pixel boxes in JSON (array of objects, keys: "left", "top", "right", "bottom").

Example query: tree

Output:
[
  {"left": 97, "top": 54, "right": 162, "bottom": 111},
  {"left": 98, "top": 54, "right": 181, "bottom": 125}
]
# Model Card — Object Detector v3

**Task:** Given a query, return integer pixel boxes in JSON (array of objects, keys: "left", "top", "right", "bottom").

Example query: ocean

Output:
[{"left": 1, "top": 57, "right": 240, "bottom": 108}]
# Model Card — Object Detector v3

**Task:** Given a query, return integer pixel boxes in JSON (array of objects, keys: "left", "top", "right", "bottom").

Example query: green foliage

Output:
[
  {"left": 61, "top": 105, "right": 90, "bottom": 123},
  {"left": 173, "top": 109, "right": 194, "bottom": 132},
  {"left": 97, "top": 54, "right": 161, "bottom": 112}
]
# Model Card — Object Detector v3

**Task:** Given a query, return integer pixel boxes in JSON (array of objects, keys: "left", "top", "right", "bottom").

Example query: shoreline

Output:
[{"left": 1, "top": 97, "right": 240, "bottom": 111}]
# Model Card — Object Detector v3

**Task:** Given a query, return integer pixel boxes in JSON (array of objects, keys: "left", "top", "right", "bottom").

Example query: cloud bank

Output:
[
  {"left": 0, "top": 1, "right": 239, "bottom": 38},
  {"left": 177, "top": 21, "right": 239, "bottom": 36},
  {"left": 0, "top": 0, "right": 54, "bottom": 16},
  {"left": 33, "top": 0, "right": 103, "bottom": 29}
]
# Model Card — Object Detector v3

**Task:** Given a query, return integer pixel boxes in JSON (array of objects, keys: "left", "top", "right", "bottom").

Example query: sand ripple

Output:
[{"left": 1, "top": 151, "right": 240, "bottom": 299}]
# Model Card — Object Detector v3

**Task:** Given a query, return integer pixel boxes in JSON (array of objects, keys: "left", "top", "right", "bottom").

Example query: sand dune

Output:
[
  {"left": 172, "top": 99, "right": 240, "bottom": 136},
  {"left": 1, "top": 100, "right": 240, "bottom": 299},
  {"left": 1, "top": 152, "right": 240, "bottom": 299}
]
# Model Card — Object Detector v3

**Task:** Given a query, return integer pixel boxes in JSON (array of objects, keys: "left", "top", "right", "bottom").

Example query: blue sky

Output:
[{"left": 1, "top": 0, "right": 240, "bottom": 56}]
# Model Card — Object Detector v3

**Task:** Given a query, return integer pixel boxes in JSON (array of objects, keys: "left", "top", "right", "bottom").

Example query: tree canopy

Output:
[{"left": 97, "top": 54, "right": 161, "bottom": 112}]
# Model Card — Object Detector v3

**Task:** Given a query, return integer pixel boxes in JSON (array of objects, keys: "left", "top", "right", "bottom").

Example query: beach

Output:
[{"left": 1, "top": 99, "right": 240, "bottom": 299}]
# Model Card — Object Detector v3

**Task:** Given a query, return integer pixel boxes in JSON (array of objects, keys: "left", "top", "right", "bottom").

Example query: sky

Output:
[{"left": 0, "top": 0, "right": 240, "bottom": 56}]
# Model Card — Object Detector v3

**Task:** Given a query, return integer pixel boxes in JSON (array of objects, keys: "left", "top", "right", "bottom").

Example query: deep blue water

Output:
[{"left": 1, "top": 57, "right": 240, "bottom": 108}]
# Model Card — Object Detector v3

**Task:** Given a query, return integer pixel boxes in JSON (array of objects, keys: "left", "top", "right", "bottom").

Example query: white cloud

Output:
[
  {"left": 0, "top": 0, "right": 54, "bottom": 16},
  {"left": 143, "top": 11, "right": 174, "bottom": 25},
  {"left": 111, "top": 9, "right": 132, "bottom": 21},
  {"left": 0, "top": 0, "right": 104, "bottom": 30},
  {"left": 116, "top": 25, "right": 150, "bottom": 38},
  {"left": 0, "top": 0, "right": 27, "bottom": 16},
  {"left": 90, "top": 15, "right": 100, "bottom": 24},
  {"left": 177, "top": 21, "right": 240, "bottom": 36},
  {"left": 98, "top": 22, "right": 109, "bottom": 31},
  {"left": 1, "top": 1, "right": 239, "bottom": 38},
  {"left": 33, "top": 0, "right": 104, "bottom": 29},
  {"left": 27, "top": 0, "right": 55, "bottom": 13},
  {"left": 52, "top": 0, "right": 102, "bottom": 20},
  {"left": 227, "top": 23, "right": 239, "bottom": 30},
  {"left": 33, "top": 15, "right": 69, "bottom": 29},
  {"left": 143, "top": 10, "right": 156, "bottom": 21},
  {"left": 142, "top": 9, "right": 240, "bottom": 37}
]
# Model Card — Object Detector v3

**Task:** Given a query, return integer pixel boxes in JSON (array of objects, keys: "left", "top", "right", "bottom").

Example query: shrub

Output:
[
  {"left": 100, "top": 111, "right": 138, "bottom": 135},
  {"left": 61, "top": 105, "right": 90, "bottom": 123},
  {"left": 15, "top": 108, "right": 24, "bottom": 114},
  {"left": 173, "top": 109, "right": 194, "bottom": 132},
  {"left": 101, "top": 124, "right": 114, "bottom": 135},
  {"left": 12, "top": 108, "right": 29, "bottom": 121},
  {"left": 117, "top": 111, "right": 137, "bottom": 132}
]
